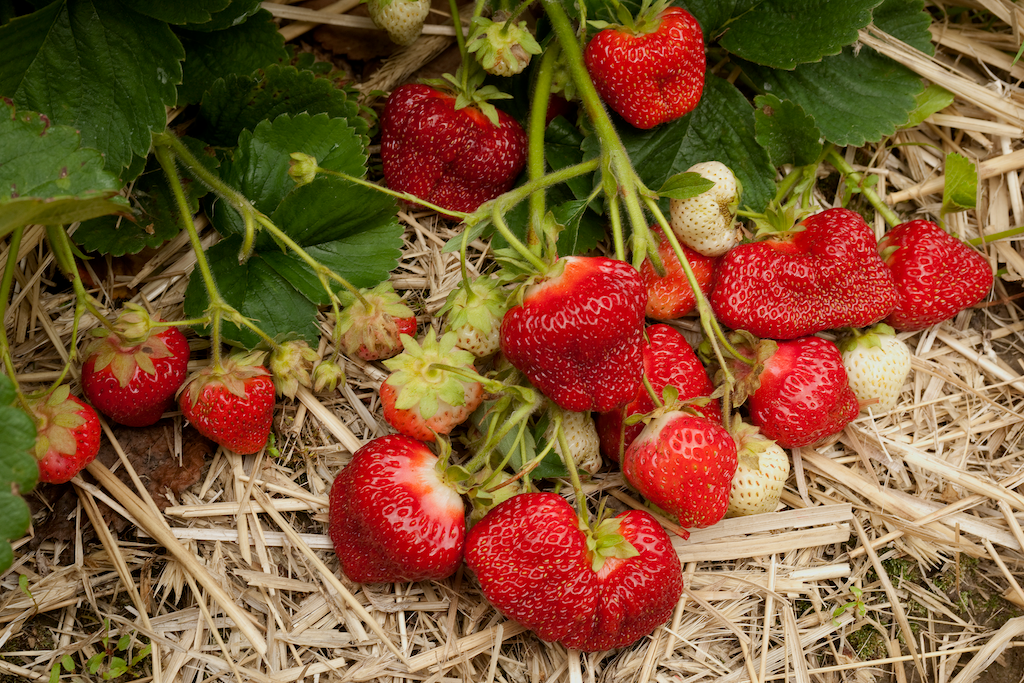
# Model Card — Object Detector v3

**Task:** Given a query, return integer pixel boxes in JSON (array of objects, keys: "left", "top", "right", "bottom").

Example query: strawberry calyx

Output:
[
  {"left": 422, "top": 66, "right": 514, "bottom": 128},
  {"left": 715, "top": 331, "right": 777, "bottom": 406},
  {"left": 26, "top": 385, "right": 86, "bottom": 460},
  {"left": 312, "top": 359, "right": 346, "bottom": 393},
  {"left": 728, "top": 415, "right": 779, "bottom": 469},
  {"left": 837, "top": 323, "right": 896, "bottom": 353},
  {"left": 382, "top": 329, "right": 480, "bottom": 420},
  {"left": 84, "top": 311, "right": 178, "bottom": 388},
  {"left": 589, "top": 0, "right": 676, "bottom": 37},
  {"left": 467, "top": 11, "right": 542, "bottom": 77},
  {"left": 178, "top": 350, "right": 270, "bottom": 407},
  {"left": 439, "top": 276, "right": 507, "bottom": 341},
  {"left": 268, "top": 340, "right": 319, "bottom": 398},
  {"left": 336, "top": 281, "right": 414, "bottom": 360},
  {"left": 580, "top": 510, "right": 640, "bottom": 573}
]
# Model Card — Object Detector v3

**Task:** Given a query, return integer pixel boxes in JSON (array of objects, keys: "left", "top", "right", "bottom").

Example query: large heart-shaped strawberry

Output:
[
  {"left": 584, "top": 6, "right": 705, "bottom": 129},
  {"left": 710, "top": 207, "right": 898, "bottom": 339},
  {"left": 500, "top": 256, "right": 647, "bottom": 412},
  {"left": 465, "top": 492, "right": 682, "bottom": 652}
]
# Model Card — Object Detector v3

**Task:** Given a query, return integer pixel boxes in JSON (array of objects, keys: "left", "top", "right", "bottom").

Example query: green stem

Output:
[
  {"left": 491, "top": 206, "right": 548, "bottom": 273},
  {"left": 0, "top": 227, "right": 27, "bottom": 408},
  {"left": 463, "top": 394, "right": 542, "bottom": 473},
  {"left": 526, "top": 44, "right": 561, "bottom": 248},
  {"left": 554, "top": 411, "right": 589, "bottom": 522},
  {"left": 968, "top": 225, "right": 1024, "bottom": 246},
  {"left": 450, "top": 0, "right": 469, "bottom": 67},
  {"left": 827, "top": 148, "right": 901, "bottom": 228}
]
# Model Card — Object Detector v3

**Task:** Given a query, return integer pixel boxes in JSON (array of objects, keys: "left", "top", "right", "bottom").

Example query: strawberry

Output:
[
  {"left": 336, "top": 282, "right": 416, "bottom": 362},
  {"left": 710, "top": 207, "right": 898, "bottom": 339},
  {"left": 367, "top": 0, "right": 431, "bottom": 46},
  {"left": 465, "top": 492, "right": 682, "bottom": 652},
  {"left": 380, "top": 329, "right": 484, "bottom": 442},
  {"left": 380, "top": 82, "right": 527, "bottom": 218},
  {"left": 744, "top": 336, "right": 859, "bottom": 448},
  {"left": 467, "top": 12, "right": 543, "bottom": 77},
  {"left": 622, "top": 412, "right": 738, "bottom": 530},
  {"left": 583, "top": 5, "right": 705, "bottom": 129},
  {"left": 81, "top": 306, "right": 190, "bottom": 427},
  {"left": 669, "top": 161, "right": 741, "bottom": 257},
  {"left": 329, "top": 434, "right": 465, "bottom": 583},
  {"left": 542, "top": 406, "right": 603, "bottom": 475},
  {"left": 878, "top": 219, "right": 993, "bottom": 331},
  {"left": 725, "top": 419, "right": 790, "bottom": 518},
  {"left": 638, "top": 226, "right": 718, "bottom": 320},
  {"left": 177, "top": 352, "right": 276, "bottom": 454},
  {"left": 26, "top": 386, "right": 101, "bottom": 484},
  {"left": 439, "top": 276, "right": 507, "bottom": 358},
  {"left": 500, "top": 256, "right": 647, "bottom": 413},
  {"left": 596, "top": 324, "right": 719, "bottom": 463},
  {"left": 839, "top": 324, "right": 912, "bottom": 414}
]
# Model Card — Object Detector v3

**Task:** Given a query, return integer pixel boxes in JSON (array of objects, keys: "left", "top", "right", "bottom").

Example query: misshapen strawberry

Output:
[
  {"left": 879, "top": 219, "right": 992, "bottom": 331},
  {"left": 81, "top": 306, "right": 189, "bottom": 427},
  {"left": 584, "top": 5, "right": 705, "bottom": 129},
  {"left": 597, "top": 324, "right": 719, "bottom": 463},
  {"left": 622, "top": 412, "right": 738, "bottom": 530},
  {"left": 745, "top": 336, "right": 859, "bottom": 448},
  {"left": 465, "top": 492, "right": 682, "bottom": 652},
  {"left": 26, "top": 386, "right": 101, "bottom": 484},
  {"left": 500, "top": 256, "right": 647, "bottom": 412},
  {"left": 711, "top": 208, "right": 898, "bottom": 339},
  {"left": 329, "top": 434, "right": 465, "bottom": 583},
  {"left": 380, "top": 83, "right": 527, "bottom": 218},
  {"left": 178, "top": 352, "right": 275, "bottom": 454},
  {"left": 638, "top": 226, "right": 718, "bottom": 321}
]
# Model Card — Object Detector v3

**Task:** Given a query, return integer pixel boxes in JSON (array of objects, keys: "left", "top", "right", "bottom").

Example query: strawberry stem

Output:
[
  {"left": 526, "top": 44, "right": 561, "bottom": 249},
  {"left": 969, "top": 224, "right": 1024, "bottom": 246},
  {"left": 826, "top": 147, "right": 901, "bottom": 228},
  {"left": 553, "top": 410, "right": 590, "bottom": 522}
]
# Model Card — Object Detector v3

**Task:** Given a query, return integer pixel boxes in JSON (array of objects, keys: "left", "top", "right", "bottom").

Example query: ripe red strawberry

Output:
[
  {"left": 26, "top": 386, "right": 101, "bottom": 484},
  {"left": 745, "top": 336, "right": 859, "bottom": 448},
  {"left": 380, "top": 330, "right": 484, "bottom": 442},
  {"left": 584, "top": 5, "right": 705, "bottom": 129},
  {"left": 878, "top": 219, "right": 993, "bottom": 331},
  {"left": 465, "top": 492, "right": 682, "bottom": 652},
  {"left": 380, "top": 83, "right": 527, "bottom": 218},
  {"left": 81, "top": 306, "right": 190, "bottom": 427},
  {"left": 178, "top": 353, "right": 275, "bottom": 454},
  {"left": 638, "top": 226, "right": 718, "bottom": 320},
  {"left": 500, "top": 256, "right": 647, "bottom": 412},
  {"left": 597, "top": 324, "right": 720, "bottom": 463},
  {"left": 329, "top": 434, "right": 465, "bottom": 583},
  {"left": 710, "top": 208, "right": 898, "bottom": 339},
  {"left": 622, "top": 412, "right": 738, "bottom": 530},
  {"left": 367, "top": 0, "right": 430, "bottom": 46},
  {"left": 336, "top": 282, "right": 416, "bottom": 361}
]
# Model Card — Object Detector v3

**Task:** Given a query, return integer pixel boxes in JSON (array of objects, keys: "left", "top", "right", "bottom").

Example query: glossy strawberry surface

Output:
[
  {"left": 329, "top": 434, "right": 465, "bottom": 583},
  {"left": 622, "top": 412, "right": 737, "bottom": 529},
  {"left": 380, "top": 83, "right": 527, "bottom": 218},
  {"left": 638, "top": 226, "right": 718, "bottom": 320},
  {"left": 27, "top": 388, "right": 101, "bottom": 484},
  {"left": 879, "top": 219, "right": 992, "bottom": 331},
  {"left": 465, "top": 492, "right": 682, "bottom": 652},
  {"left": 584, "top": 7, "right": 705, "bottom": 129},
  {"left": 500, "top": 256, "right": 647, "bottom": 412},
  {"left": 178, "top": 358, "right": 275, "bottom": 454},
  {"left": 710, "top": 208, "right": 898, "bottom": 339},
  {"left": 747, "top": 336, "right": 859, "bottom": 448},
  {"left": 597, "top": 324, "right": 719, "bottom": 462}
]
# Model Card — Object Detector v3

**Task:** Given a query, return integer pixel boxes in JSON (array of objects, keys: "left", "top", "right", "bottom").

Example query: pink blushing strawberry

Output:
[
  {"left": 26, "top": 386, "right": 101, "bottom": 484},
  {"left": 329, "top": 434, "right": 465, "bottom": 583}
]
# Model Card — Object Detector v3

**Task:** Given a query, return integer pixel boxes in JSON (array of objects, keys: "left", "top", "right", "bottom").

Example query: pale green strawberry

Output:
[
  {"left": 367, "top": 0, "right": 431, "bottom": 46},
  {"left": 669, "top": 161, "right": 741, "bottom": 257},
  {"left": 439, "top": 276, "right": 507, "bottom": 358},
  {"left": 840, "top": 323, "right": 912, "bottom": 414},
  {"left": 543, "top": 406, "right": 602, "bottom": 475},
  {"left": 726, "top": 419, "right": 790, "bottom": 518}
]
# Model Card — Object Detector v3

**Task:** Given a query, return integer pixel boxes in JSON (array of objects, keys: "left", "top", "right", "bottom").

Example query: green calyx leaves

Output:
[
  {"left": 383, "top": 330, "right": 480, "bottom": 421},
  {"left": 582, "top": 514, "right": 640, "bottom": 573}
]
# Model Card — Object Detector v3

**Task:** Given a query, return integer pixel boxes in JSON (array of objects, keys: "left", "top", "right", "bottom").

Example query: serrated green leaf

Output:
[
  {"left": 872, "top": 0, "right": 934, "bottom": 55},
  {"left": 206, "top": 113, "right": 368, "bottom": 239},
  {"left": 0, "top": 376, "right": 38, "bottom": 575},
  {"left": 175, "top": 9, "right": 287, "bottom": 105},
  {"left": 681, "top": 0, "right": 763, "bottom": 40},
  {"left": 0, "top": 0, "right": 184, "bottom": 173},
  {"left": 742, "top": 45, "right": 923, "bottom": 147},
  {"left": 903, "top": 84, "right": 954, "bottom": 128},
  {"left": 753, "top": 94, "right": 823, "bottom": 167},
  {"left": 192, "top": 64, "right": 369, "bottom": 147},
  {"left": 119, "top": 0, "right": 230, "bottom": 24},
  {"left": 720, "top": 0, "right": 882, "bottom": 69},
  {"left": 545, "top": 117, "right": 592, "bottom": 202},
  {"left": 183, "top": 0, "right": 263, "bottom": 31},
  {"left": 941, "top": 153, "right": 977, "bottom": 215},
  {"left": 657, "top": 172, "right": 716, "bottom": 201},
  {"left": 0, "top": 195, "right": 128, "bottom": 239},
  {"left": 183, "top": 235, "right": 321, "bottom": 347}
]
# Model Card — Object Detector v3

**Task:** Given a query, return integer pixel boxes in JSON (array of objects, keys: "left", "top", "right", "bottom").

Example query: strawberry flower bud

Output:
[
  {"left": 288, "top": 152, "right": 318, "bottom": 186},
  {"left": 269, "top": 340, "right": 318, "bottom": 398},
  {"left": 312, "top": 359, "right": 346, "bottom": 393}
]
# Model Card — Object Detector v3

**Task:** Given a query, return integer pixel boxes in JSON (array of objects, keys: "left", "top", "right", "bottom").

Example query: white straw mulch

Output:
[{"left": 3, "top": 2, "right": 1024, "bottom": 682}]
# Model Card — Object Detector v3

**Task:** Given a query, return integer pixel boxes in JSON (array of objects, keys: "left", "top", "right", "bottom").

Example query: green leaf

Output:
[
  {"left": 682, "top": 0, "right": 764, "bottom": 40},
  {"left": 0, "top": 0, "right": 184, "bottom": 173},
  {"left": 657, "top": 172, "right": 716, "bottom": 201},
  {"left": 544, "top": 117, "right": 593, "bottom": 202},
  {"left": 192, "top": 64, "right": 369, "bottom": 147},
  {"left": 941, "top": 152, "right": 977, "bottom": 215},
  {"left": 753, "top": 94, "right": 823, "bottom": 167},
  {"left": 550, "top": 199, "right": 605, "bottom": 255},
  {"left": 189, "top": 0, "right": 264, "bottom": 32},
  {"left": 872, "top": 0, "right": 935, "bottom": 55},
  {"left": 0, "top": 375, "right": 38, "bottom": 575},
  {"left": 0, "top": 101, "right": 127, "bottom": 237},
  {"left": 902, "top": 84, "right": 954, "bottom": 128},
  {"left": 206, "top": 113, "right": 368, "bottom": 239},
  {"left": 175, "top": 9, "right": 288, "bottom": 105},
  {"left": 742, "top": 46, "right": 923, "bottom": 147},
  {"left": 183, "top": 236, "right": 321, "bottom": 347},
  {"left": 720, "top": 0, "right": 883, "bottom": 69},
  {"left": 119, "top": 0, "right": 230, "bottom": 24}
]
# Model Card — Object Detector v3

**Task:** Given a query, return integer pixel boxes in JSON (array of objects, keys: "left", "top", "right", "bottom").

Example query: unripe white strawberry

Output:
[
  {"left": 726, "top": 419, "right": 790, "bottom": 518},
  {"left": 840, "top": 323, "right": 912, "bottom": 414},
  {"left": 367, "top": 0, "right": 431, "bottom": 46},
  {"left": 544, "top": 407, "right": 602, "bottom": 475},
  {"left": 440, "top": 276, "right": 507, "bottom": 358},
  {"left": 669, "top": 161, "right": 741, "bottom": 257}
]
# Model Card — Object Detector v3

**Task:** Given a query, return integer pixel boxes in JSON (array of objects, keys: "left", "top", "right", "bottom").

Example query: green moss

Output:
[{"left": 848, "top": 625, "right": 888, "bottom": 661}]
